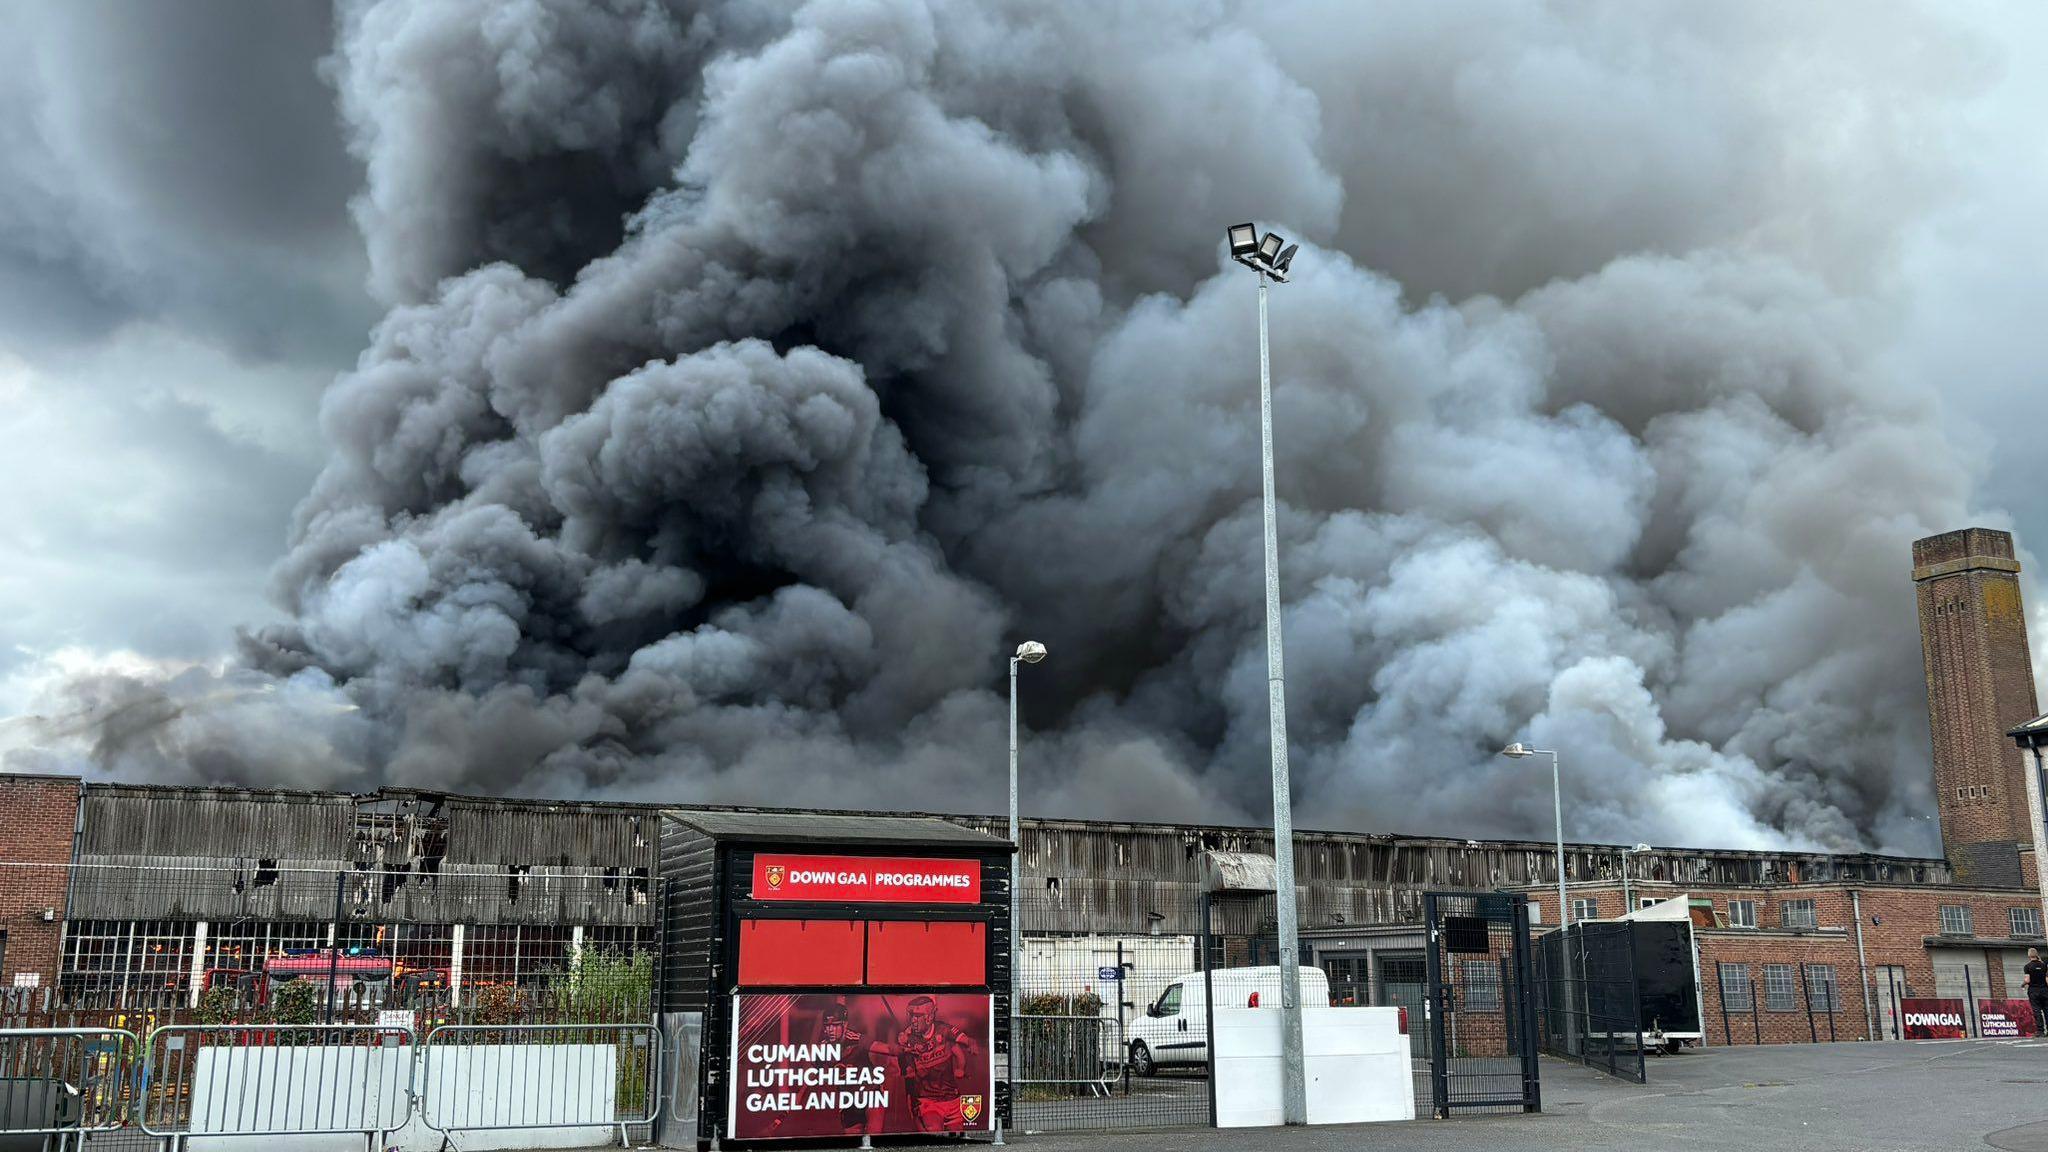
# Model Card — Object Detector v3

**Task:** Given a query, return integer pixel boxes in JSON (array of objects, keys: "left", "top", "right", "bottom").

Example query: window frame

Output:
[
  {"left": 1461, "top": 959, "right": 1502, "bottom": 1012},
  {"left": 1780, "top": 899, "right": 1817, "bottom": 930},
  {"left": 1804, "top": 964, "right": 1838, "bottom": 1012},
  {"left": 1939, "top": 905, "right": 1974, "bottom": 937},
  {"left": 1718, "top": 962, "right": 1753, "bottom": 1012},
  {"left": 1762, "top": 963, "right": 1797, "bottom": 1011},
  {"left": 1570, "top": 897, "right": 1600, "bottom": 923},
  {"left": 2012, "top": 907, "right": 2043, "bottom": 939},
  {"left": 1728, "top": 899, "right": 1758, "bottom": 929}
]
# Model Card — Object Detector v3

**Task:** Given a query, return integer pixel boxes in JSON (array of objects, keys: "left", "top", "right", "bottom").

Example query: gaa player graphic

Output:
[
  {"left": 815, "top": 1000, "right": 888, "bottom": 1136},
  {"left": 897, "top": 995, "right": 983, "bottom": 1133}
]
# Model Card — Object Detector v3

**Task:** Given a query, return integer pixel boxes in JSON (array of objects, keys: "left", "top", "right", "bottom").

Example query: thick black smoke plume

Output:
[{"left": 3, "top": 0, "right": 2009, "bottom": 852}]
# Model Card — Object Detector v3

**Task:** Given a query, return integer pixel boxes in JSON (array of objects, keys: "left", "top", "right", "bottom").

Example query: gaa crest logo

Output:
[
  {"left": 959, "top": 1095, "right": 983, "bottom": 1123},
  {"left": 766, "top": 864, "right": 786, "bottom": 890}
]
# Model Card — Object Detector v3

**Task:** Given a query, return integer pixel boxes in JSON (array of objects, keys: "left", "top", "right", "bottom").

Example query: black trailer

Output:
[{"left": 1630, "top": 919, "right": 1704, "bottom": 1050}]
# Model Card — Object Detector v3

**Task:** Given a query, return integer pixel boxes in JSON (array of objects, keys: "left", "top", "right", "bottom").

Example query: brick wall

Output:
[
  {"left": 1913, "top": 527, "right": 2041, "bottom": 868},
  {"left": 0, "top": 775, "right": 80, "bottom": 988},
  {"left": 1696, "top": 929, "right": 1865, "bottom": 1044},
  {"left": 1524, "top": 877, "right": 2048, "bottom": 1044}
]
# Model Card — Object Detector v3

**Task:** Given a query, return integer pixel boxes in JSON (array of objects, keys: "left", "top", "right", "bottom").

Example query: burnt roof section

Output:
[{"left": 666, "top": 809, "right": 1011, "bottom": 850}]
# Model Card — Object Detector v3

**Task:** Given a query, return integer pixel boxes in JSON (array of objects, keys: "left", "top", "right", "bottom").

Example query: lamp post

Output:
[
  {"left": 1502, "top": 742, "right": 1578, "bottom": 1050},
  {"left": 1621, "top": 843, "right": 1652, "bottom": 913},
  {"left": 1006, "top": 640, "right": 1046, "bottom": 1144},
  {"left": 1501, "top": 744, "right": 1567, "bottom": 925},
  {"left": 1226, "top": 222, "right": 1306, "bottom": 1125}
]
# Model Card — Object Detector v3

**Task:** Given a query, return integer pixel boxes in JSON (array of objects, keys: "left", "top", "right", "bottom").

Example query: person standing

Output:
[{"left": 2025, "top": 947, "right": 2048, "bottom": 1036}]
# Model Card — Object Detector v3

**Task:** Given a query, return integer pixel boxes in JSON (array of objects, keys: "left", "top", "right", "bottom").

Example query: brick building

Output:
[
  {"left": 0, "top": 773, "right": 80, "bottom": 989},
  {"left": 1525, "top": 873, "right": 2048, "bottom": 1045}
]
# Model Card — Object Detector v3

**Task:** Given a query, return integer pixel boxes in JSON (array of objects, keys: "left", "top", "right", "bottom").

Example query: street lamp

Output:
[
  {"left": 1005, "top": 640, "right": 1046, "bottom": 1144},
  {"left": 1503, "top": 741, "right": 1578, "bottom": 1051},
  {"left": 1621, "top": 843, "right": 1652, "bottom": 912},
  {"left": 1500, "top": 743, "right": 1568, "bottom": 926},
  {"left": 1227, "top": 222, "right": 1306, "bottom": 1125}
]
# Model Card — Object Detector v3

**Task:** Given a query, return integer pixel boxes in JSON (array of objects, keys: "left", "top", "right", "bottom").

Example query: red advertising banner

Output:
[
  {"left": 729, "top": 992, "right": 994, "bottom": 1140},
  {"left": 751, "top": 854, "right": 981, "bottom": 904},
  {"left": 1901, "top": 997, "right": 1968, "bottom": 1039},
  {"left": 1979, "top": 999, "right": 2040, "bottom": 1038}
]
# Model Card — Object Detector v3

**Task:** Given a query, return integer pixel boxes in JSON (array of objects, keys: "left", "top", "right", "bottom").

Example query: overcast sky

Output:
[
  {"left": 3, "top": 2, "right": 2048, "bottom": 849},
  {"left": 0, "top": 1, "right": 2040, "bottom": 699}
]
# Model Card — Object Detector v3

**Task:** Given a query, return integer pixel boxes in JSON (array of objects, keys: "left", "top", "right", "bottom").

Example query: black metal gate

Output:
[{"left": 1422, "top": 892, "right": 1541, "bottom": 1117}]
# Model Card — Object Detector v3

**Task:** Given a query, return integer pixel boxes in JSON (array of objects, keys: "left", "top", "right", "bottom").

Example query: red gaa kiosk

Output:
[{"left": 660, "top": 811, "right": 1014, "bottom": 1146}]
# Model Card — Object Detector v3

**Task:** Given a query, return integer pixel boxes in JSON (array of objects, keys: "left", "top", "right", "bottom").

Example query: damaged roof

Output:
[{"left": 666, "top": 808, "right": 1011, "bottom": 849}]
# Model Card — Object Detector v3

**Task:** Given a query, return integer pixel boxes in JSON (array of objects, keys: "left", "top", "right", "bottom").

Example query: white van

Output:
[{"left": 1125, "top": 966, "right": 1332, "bottom": 1075}]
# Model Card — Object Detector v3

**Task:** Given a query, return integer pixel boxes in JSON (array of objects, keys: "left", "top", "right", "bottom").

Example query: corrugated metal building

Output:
[
  {"left": 58, "top": 783, "right": 660, "bottom": 1006},
  {"left": 18, "top": 775, "right": 1958, "bottom": 1010}
]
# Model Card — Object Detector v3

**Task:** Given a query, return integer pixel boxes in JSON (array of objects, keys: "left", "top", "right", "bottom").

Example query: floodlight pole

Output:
[
  {"left": 1005, "top": 652, "right": 1023, "bottom": 1147},
  {"left": 1254, "top": 265, "right": 1309, "bottom": 1126}
]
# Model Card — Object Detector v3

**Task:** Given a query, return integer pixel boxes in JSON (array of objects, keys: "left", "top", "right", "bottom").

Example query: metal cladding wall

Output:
[
  {"left": 443, "top": 797, "right": 657, "bottom": 868},
  {"left": 66, "top": 784, "right": 659, "bottom": 928},
  {"left": 943, "top": 815, "right": 1950, "bottom": 938},
  {"left": 78, "top": 785, "right": 354, "bottom": 859},
  {"left": 659, "top": 818, "right": 718, "bottom": 1014}
]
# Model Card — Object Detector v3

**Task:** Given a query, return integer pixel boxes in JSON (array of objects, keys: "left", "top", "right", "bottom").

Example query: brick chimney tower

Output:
[{"left": 1913, "top": 527, "right": 2041, "bottom": 883}]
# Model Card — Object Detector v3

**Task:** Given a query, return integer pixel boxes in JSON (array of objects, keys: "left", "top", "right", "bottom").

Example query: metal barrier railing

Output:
[
  {"left": 1015, "top": 1014, "right": 1123, "bottom": 1097},
  {"left": 0, "top": 1027, "right": 139, "bottom": 1137},
  {"left": 417, "top": 1022, "right": 660, "bottom": 1133},
  {"left": 665, "top": 1013, "right": 702, "bottom": 1126},
  {"left": 138, "top": 1023, "right": 414, "bottom": 1138}
]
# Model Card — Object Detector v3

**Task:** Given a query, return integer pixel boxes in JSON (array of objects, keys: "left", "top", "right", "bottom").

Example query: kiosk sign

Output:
[
  {"left": 751, "top": 854, "right": 981, "bottom": 904},
  {"left": 1900, "top": 998, "right": 1968, "bottom": 1039},
  {"left": 729, "top": 992, "right": 994, "bottom": 1139}
]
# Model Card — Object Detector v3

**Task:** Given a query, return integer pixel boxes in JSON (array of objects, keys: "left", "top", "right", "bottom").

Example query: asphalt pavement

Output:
[{"left": 1007, "top": 1039, "right": 2048, "bottom": 1152}]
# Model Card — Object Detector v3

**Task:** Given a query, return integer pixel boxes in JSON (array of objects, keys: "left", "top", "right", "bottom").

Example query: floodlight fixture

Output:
[
  {"left": 1258, "top": 231, "right": 1285, "bottom": 264},
  {"left": 1228, "top": 223, "right": 1259, "bottom": 258}
]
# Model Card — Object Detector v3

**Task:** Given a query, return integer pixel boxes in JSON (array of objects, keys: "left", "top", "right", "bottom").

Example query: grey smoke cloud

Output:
[{"left": 3, "top": 0, "right": 2021, "bottom": 853}]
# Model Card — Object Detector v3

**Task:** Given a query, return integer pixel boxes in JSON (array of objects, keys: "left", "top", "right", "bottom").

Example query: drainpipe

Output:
[{"left": 1851, "top": 890, "right": 1874, "bottom": 1041}]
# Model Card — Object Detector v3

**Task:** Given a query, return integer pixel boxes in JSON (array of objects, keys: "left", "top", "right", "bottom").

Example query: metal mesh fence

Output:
[
  {"left": 1012, "top": 888, "right": 1212, "bottom": 1132},
  {"left": 0, "top": 861, "right": 659, "bottom": 1147},
  {"left": 1532, "top": 921, "right": 1646, "bottom": 1083}
]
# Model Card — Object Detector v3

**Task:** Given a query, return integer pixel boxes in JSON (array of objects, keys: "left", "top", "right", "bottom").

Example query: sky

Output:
[{"left": 3, "top": 1, "right": 2047, "bottom": 853}]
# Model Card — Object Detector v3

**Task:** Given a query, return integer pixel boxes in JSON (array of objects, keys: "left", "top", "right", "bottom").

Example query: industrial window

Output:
[
  {"left": 1718, "top": 963, "right": 1753, "bottom": 1012},
  {"left": 1763, "top": 964, "right": 1797, "bottom": 1011},
  {"left": 59, "top": 920, "right": 193, "bottom": 1008},
  {"left": 1461, "top": 960, "right": 1501, "bottom": 1011},
  {"left": 2012, "top": 907, "right": 2043, "bottom": 938},
  {"left": 1805, "top": 965, "right": 1839, "bottom": 1012},
  {"left": 1940, "top": 905, "right": 1974, "bottom": 937},
  {"left": 1728, "top": 900, "right": 1757, "bottom": 929},
  {"left": 1571, "top": 897, "right": 1599, "bottom": 923},
  {"left": 338, "top": 922, "right": 456, "bottom": 990},
  {"left": 1780, "top": 900, "right": 1816, "bottom": 930},
  {"left": 465, "top": 925, "right": 577, "bottom": 989}
]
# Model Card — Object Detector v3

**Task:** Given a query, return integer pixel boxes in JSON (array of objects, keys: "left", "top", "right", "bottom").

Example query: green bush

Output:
[
  {"left": 1021, "top": 991, "right": 1104, "bottom": 1017},
  {"left": 195, "top": 987, "right": 242, "bottom": 1026},
  {"left": 565, "top": 949, "right": 653, "bottom": 1023}
]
